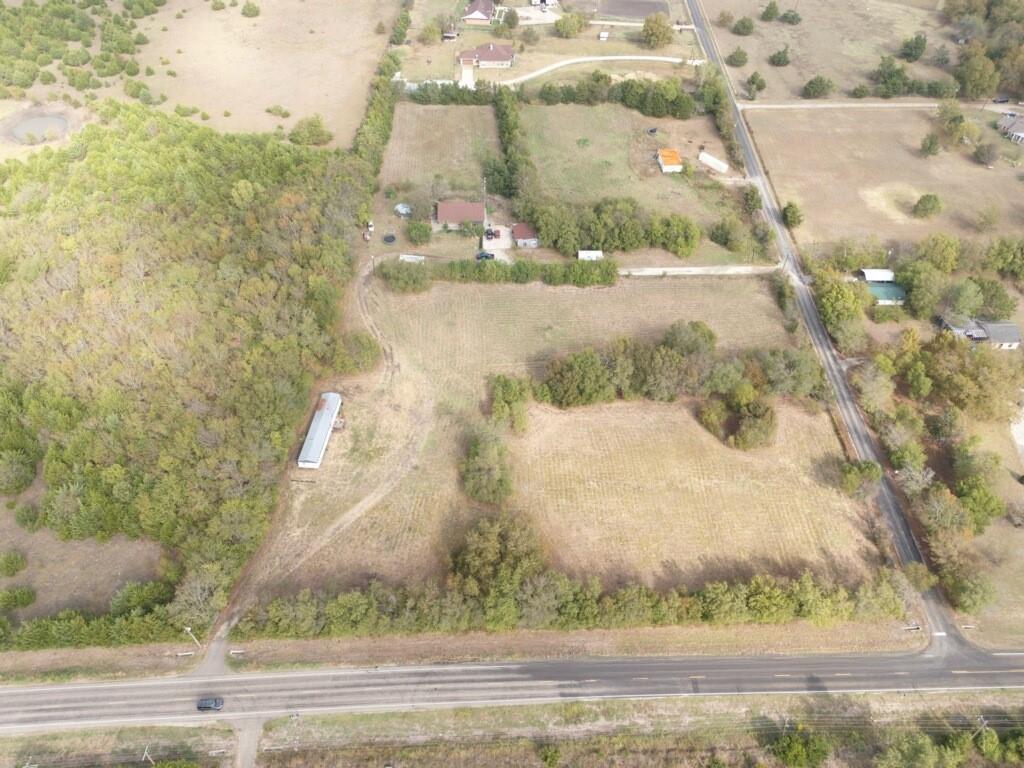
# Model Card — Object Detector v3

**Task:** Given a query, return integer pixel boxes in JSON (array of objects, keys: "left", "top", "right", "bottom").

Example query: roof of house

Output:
[
  {"left": 859, "top": 268, "right": 895, "bottom": 282},
  {"left": 979, "top": 321, "right": 1022, "bottom": 344},
  {"left": 998, "top": 114, "right": 1024, "bottom": 134},
  {"left": 511, "top": 222, "right": 537, "bottom": 240},
  {"left": 867, "top": 283, "right": 906, "bottom": 302},
  {"left": 657, "top": 148, "right": 683, "bottom": 166},
  {"left": 461, "top": 0, "right": 494, "bottom": 18},
  {"left": 941, "top": 314, "right": 985, "bottom": 335},
  {"left": 436, "top": 199, "right": 486, "bottom": 223},
  {"left": 458, "top": 42, "right": 514, "bottom": 62},
  {"left": 297, "top": 393, "right": 342, "bottom": 469}
]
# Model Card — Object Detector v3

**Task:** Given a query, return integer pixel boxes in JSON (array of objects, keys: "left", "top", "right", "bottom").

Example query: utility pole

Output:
[
  {"left": 183, "top": 626, "right": 201, "bottom": 648},
  {"left": 141, "top": 744, "right": 156, "bottom": 765},
  {"left": 971, "top": 715, "right": 989, "bottom": 739}
]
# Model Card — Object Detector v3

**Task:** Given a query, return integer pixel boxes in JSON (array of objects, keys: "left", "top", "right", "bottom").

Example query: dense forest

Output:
[
  {"left": 0, "top": 101, "right": 374, "bottom": 643},
  {"left": 0, "top": 0, "right": 155, "bottom": 94},
  {"left": 943, "top": 0, "right": 1024, "bottom": 97}
]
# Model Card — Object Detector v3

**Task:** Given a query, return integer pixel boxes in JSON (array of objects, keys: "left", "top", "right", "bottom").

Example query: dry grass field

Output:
[
  {"left": 747, "top": 107, "right": 1024, "bottom": 246},
  {"left": 0, "top": 490, "right": 162, "bottom": 621},
  {"left": 381, "top": 103, "right": 501, "bottom": 198},
  {"left": 121, "top": 0, "right": 394, "bottom": 145},
  {"left": 520, "top": 103, "right": 758, "bottom": 264},
  {"left": 241, "top": 276, "right": 879, "bottom": 609},
  {"left": 513, "top": 401, "right": 875, "bottom": 587},
  {"left": 702, "top": 0, "right": 948, "bottom": 100}
]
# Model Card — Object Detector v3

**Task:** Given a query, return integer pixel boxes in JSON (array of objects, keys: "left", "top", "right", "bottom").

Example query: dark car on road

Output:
[{"left": 197, "top": 697, "right": 224, "bottom": 712}]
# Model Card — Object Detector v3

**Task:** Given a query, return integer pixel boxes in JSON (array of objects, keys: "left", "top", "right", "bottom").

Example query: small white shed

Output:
[
  {"left": 698, "top": 151, "right": 729, "bottom": 174},
  {"left": 399, "top": 254, "right": 426, "bottom": 263},
  {"left": 578, "top": 250, "right": 604, "bottom": 261}
]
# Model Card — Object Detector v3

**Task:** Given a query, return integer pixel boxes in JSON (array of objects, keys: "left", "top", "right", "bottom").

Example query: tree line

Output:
[{"left": 234, "top": 513, "right": 904, "bottom": 639}]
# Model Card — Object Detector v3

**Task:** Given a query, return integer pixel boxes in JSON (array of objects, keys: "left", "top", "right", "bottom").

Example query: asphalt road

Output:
[
  {"left": 683, "top": 0, "right": 953, "bottom": 645},
  {"left": 2, "top": 643, "right": 1024, "bottom": 735},
  {"left": 1, "top": 0, "right": 1020, "bottom": 744}
]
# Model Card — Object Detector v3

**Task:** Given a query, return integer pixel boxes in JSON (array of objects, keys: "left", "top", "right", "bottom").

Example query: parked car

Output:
[
  {"left": 197, "top": 697, "right": 224, "bottom": 712},
  {"left": 476, "top": 251, "right": 496, "bottom": 261},
  {"left": 484, "top": 228, "right": 495, "bottom": 240},
  {"left": 994, "top": 97, "right": 1010, "bottom": 104}
]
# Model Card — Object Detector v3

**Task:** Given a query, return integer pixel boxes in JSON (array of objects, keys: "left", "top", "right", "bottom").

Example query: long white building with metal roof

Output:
[{"left": 297, "top": 392, "right": 342, "bottom": 470}]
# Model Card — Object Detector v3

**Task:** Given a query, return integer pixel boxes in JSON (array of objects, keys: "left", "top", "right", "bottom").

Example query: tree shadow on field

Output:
[{"left": 650, "top": 551, "right": 865, "bottom": 593}]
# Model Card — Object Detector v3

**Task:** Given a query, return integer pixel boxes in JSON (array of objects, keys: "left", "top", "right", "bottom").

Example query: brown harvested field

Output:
[
  {"left": 702, "top": 0, "right": 948, "bottom": 100},
  {"left": 123, "top": 0, "right": 394, "bottom": 145},
  {"left": 381, "top": 103, "right": 500, "bottom": 197},
  {"left": 0, "top": 491, "right": 162, "bottom": 621},
  {"left": 512, "top": 400, "right": 874, "bottom": 587},
  {"left": 747, "top": 106, "right": 1024, "bottom": 247},
  {"left": 241, "top": 276, "right": 879, "bottom": 609}
]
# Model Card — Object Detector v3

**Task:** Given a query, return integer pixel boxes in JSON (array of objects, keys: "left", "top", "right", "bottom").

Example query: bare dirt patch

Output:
[
  {"left": 126, "top": 0, "right": 394, "bottom": 145},
  {"left": 747, "top": 106, "right": 1024, "bottom": 246},
  {"left": 702, "top": 0, "right": 948, "bottom": 100},
  {"left": 0, "top": 498, "right": 163, "bottom": 622}
]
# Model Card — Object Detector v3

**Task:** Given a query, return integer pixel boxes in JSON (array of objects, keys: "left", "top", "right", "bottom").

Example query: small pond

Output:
[{"left": 12, "top": 114, "right": 68, "bottom": 144}]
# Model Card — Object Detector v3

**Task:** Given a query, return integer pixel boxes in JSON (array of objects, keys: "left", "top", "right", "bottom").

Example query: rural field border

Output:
[{"left": 683, "top": 0, "right": 957, "bottom": 645}]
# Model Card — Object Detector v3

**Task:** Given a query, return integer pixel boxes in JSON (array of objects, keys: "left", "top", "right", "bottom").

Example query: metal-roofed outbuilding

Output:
[{"left": 297, "top": 392, "right": 342, "bottom": 469}]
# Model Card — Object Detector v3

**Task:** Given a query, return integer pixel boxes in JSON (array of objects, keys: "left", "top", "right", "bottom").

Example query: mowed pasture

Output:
[
  {"left": 702, "top": 0, "right": 948, "bottom": 100},
  {"left": 0, "top": 493, "right": 162, "bottom": 621},
  {"left": 512, "top": 401, "right": 875, "bottom": 587},
  {"left": 126, "top": 0, "right": 394, "bottom": 144},
  {"left": 381, "top": 104, "right": 501, "bottom": 196},
  {"left": 747, "top": 107, "right": 1024, "bottom": 246},
  {"left": 251, "top": 277, "right": 878, "bottom": 598},
  {"left": 520, "top": 103, "right": 758, "bottom": 263}
]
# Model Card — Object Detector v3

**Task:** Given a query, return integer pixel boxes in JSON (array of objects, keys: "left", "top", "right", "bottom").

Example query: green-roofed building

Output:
[{"left": 866, "top": 282, "right": 906, "bottom": 306}]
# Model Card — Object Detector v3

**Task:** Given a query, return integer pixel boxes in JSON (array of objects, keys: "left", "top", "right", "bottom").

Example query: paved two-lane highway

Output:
[{"left": 2, "top": 643, "right": 1024, "bottom": 735}]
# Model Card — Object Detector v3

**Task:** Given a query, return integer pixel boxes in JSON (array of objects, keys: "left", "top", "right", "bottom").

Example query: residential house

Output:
[
  {"left": 578, "top": 250, "right": 604, "bottom": 261},
  {"left": 461, "top": 0, "right": 494, "bottom": 26},
  {"left": 435, "top": 199, "right": 486, "bottom": 229},
  {"left": 656, "top": 148, "right": 684, "bottom": 174},
  {"left": 458, "top": 42, "right": 515, "bottom": 68},
  {"left": 979, "top": 321, "right": 1022, "bottom": 350},
  {"left": 512, "top": 222, "right": 539, "bottom": 248},
  {"left": 998, "top": 114, "right": 1024, "bottom": 144},
  {"left": 940, "top": 316, "right": 1022, "bottom": 350}
]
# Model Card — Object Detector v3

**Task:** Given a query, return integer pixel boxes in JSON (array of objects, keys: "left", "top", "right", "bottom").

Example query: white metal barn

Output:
[
  {"left": 857, "top": 268, "right": 895, "bottom": 283},
  {"left": 698, "top": 151, "right": 729, "bottom": 174},
  {"left": 297, "top": 392, "right": 342, "bottom": 469},
  {"left": 577, "top": 250, "right": 604, "bottom": 261}
]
